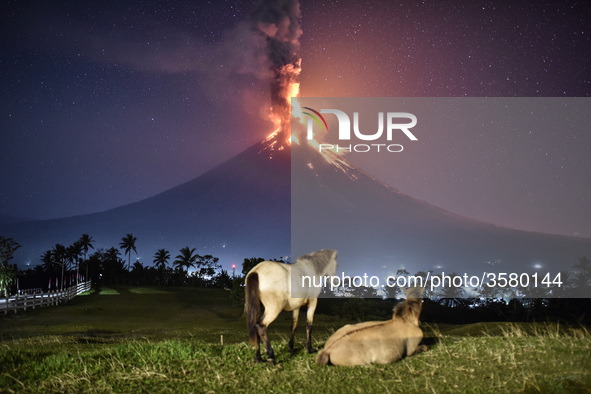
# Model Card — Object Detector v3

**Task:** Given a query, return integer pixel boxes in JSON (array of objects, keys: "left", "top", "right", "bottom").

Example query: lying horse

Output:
[
  {"left": 316, "top": 287, "right": 427, "bottom": 366},
  {"left": 245, "top": 249, "right": 338, "bottom": 363}
]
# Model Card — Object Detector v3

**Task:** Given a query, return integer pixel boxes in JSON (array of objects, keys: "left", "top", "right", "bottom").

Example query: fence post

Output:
[
  {"left": 14, "top": 293, "right": 18, "bottom": 314},
  {"left": 33, "top": 292, "right": 36, "bottom": 309},
  {"left": 23, "top": 293, "right": 27, "bottom": 311},
  {"left": 4, "top": 293, "right": 7, "bottom": 315}
]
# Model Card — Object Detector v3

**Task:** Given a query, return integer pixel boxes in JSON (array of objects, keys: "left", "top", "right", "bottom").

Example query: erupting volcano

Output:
[{"left": 3, "top": 0, "right": 590, "bottom": 287}]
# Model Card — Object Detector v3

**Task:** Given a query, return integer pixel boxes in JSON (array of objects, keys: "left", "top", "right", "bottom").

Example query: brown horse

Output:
[
  {"left": 316, "top": 287, "right": 427, "bottom": 366},
  {"left": 245, "top": 249, "right": 338, "bottom": 363}
]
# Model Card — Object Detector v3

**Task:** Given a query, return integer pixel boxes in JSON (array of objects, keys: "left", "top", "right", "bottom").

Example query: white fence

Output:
[{"left": 1, "top": 281, "right": 91, "bottom": 315}]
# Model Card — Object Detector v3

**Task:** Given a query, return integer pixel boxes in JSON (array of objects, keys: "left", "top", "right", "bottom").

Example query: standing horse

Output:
[
  {"left": 245, "top": 249, "right": 338, "bottom": 363},
  {"left": 316, "top": 287, "right": 427, "bottom": 366}
]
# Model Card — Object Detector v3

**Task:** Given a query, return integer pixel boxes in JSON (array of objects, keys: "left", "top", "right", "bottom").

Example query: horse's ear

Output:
[
  {"left": 404, "top": 287, "right": 424, "bottom": 299},
  {"left": 332, "top": 250, "right": 338, "bottom": 259},
  {"left": 401, "top": 287, "right": 409, "bottom": 297}
]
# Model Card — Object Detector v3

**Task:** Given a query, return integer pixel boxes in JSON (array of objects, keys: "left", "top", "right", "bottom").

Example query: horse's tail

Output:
[
  {"left": 245, "top": 272, "right": 261, "bottom": 345},
  {"left": 316, "top": 350, "right": 331, "bottom": 366}
]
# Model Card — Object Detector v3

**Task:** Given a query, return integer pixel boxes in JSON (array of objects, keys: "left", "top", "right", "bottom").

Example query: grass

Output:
[{"left": 1, "top": 287, "right": 590, "bottom": 393}]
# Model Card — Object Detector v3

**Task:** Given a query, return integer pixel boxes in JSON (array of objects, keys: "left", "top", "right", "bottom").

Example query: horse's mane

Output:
[{"left": 296, "top": 249, "right": 337, "bottom": 275}]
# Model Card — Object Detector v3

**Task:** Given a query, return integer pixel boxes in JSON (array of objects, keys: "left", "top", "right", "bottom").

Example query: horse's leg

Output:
[
  {"left": 258, "top": 306, "right": 282, "bottom": 364},
  {"left": 406, "top": 335, "right": 428, "bottom": 358},
  {"left": 255, "top": 324, "right": 274, "bottom": 363},
  {"left": 305, "top": 298, "right": 318, "bottom": 353},
  {"left": 255, "top": 331, "right": 263, "bottom": 362},
  {"left": 288, "top": 308, "right": 300, "bottom": 354}
]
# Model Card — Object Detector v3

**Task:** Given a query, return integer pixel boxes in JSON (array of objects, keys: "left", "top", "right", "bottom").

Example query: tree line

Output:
[
  {"left": 0, "top": 233, "right": 242, "bottom": 295},
  {"left": 1, "top": 234, "right": 590, "bottom": 323}
]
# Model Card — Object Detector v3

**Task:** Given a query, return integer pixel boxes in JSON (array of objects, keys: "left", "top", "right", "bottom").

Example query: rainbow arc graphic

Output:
[{"left": 302, "top": 107, "right": 328, "bottom": 131}]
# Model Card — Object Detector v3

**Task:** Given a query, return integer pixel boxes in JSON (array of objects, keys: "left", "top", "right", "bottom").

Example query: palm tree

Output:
[
  {"left": 78, "top": 234, "right": 94, "bottom": 281},
  {"left": 40, "top": 250, "right": 55, "bottom": 271},
  {"left": 119, "top": 233, "right": 137, "bottom": 271},
  {"left": 52, "top": 244, "right": 67, "bottom": 290},
  {"left": 103, "top": 247, "right": 124, "bottom": 285},
  {"left": 67, "top": 241, "right": 83, "bottom": 285},
  {"left": 104, "top": 247, "right": 122, "bottom": 267},
  {"left": 173, "top": 247, "right": 198, "bottom": 276},
  {"left": 41, "top": 249, "right": 59, "bottom": 290},
  {"left": 153, "top": 249, "right": 170, "bottom": 271}
]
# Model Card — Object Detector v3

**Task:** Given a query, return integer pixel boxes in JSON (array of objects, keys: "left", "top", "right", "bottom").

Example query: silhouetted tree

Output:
[
  {"left": 130, "top": 261, "right": 145, "bottom": 285},
  {"left": 0, "top": 263, "right": 17, "bottom": 296},
  {"left": 174, "top": 247, "right": 198, "bottom": 277},
  {"left": 0, "top": 237, "right": 20, "bottom": 296},
  {"left": 572, "top": 256, "right": 591, "bottom": 297},
  {"left": 213, "top": 269, "right": 233, "bottom": 289},
  {"left": 152, "top": 248, "right": 171, "bottom": 286},
  {"left": 103, "top": 247, "right": 124, "bottom": 285},
  {"left": 119, "top": 233, "right": 137, "bottom": 271},
  {"left": 40, "top": 250, "right": 55, "bottom": 271},
  {"left": 383, "top": 268, "right": 410, "bottom": 299},
  {"left": 0, "top": 236, "right": 21, "bottom": 266},
  {"left": 242, "top": 257, "right": 264, "bottom": 276},
  {"left": 436, "top": 272, "right": 466, "bottom": 308},
  {"left": 414, "top": 270, "right": 434, "bottom": 298},
  {"left": 477, "top": 280, "right": 502, "bottom": 300},
  {"left": 153, "top": 249, "right": 170, "bottom": 271},
  {"left": 78, "top": 234, "right": 94, "bottom": 281},
  {"left": 51, "top": 244, "right": 67, "bottom": 290},
  {"left": 67, "top": 241, "right": 83, "bottom": 285},
  {"left": 86, "top": 249, "right": 104, "bottom": 284},
  {"left": 196, "top": 254, "right": 221, "bottom": 283}
]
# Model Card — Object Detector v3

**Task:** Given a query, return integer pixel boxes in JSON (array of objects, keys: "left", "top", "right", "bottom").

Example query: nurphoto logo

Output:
[{"left": 303, "top": 107, "right": 418, "bottom": 153}]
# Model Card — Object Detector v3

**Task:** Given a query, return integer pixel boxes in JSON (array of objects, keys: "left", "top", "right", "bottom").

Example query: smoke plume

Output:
[{"left": 251, "top": 0, "right": 302, "bottom": 132}]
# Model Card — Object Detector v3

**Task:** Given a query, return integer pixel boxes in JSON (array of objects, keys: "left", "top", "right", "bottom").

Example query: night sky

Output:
[{"left": 1, "top": 1, "right": 590, "bottom": 237}]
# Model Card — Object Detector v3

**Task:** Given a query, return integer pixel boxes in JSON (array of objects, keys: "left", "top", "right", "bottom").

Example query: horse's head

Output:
[
  {"left": 323, "top": 249, "right": 338, "bottom": 277},
  {"left": 394, "top": 286, "right": 425, "bottom": 326},
  {"left": 303, "top": 249, "right": 338, "bottom": 276}
]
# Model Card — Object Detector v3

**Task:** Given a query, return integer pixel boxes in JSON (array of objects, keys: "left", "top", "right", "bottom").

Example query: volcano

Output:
[
  {"left": 1, "top": 132, "right": 291, "bottom": 268},
  {"left": 3, "top": 130, "right": 591, "bottom": 287},
  {"left": 290, "top": 135, "right": 591, "bottom": 285}
]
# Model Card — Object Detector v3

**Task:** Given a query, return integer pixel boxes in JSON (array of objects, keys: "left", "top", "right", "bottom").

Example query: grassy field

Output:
[{"left": 1, "top": 287, "right": 590, "bottom": 393}]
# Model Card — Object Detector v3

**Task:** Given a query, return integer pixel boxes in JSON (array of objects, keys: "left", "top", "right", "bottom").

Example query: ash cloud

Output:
[
  {"left": 250, "top": 0, "right": 302, "bottom": 69},
  {"left": 5, "top": 1, "right": 302, "bottom": 131},
  {"left": 250, "top": 0, "right": 303, "bottom": 129}
]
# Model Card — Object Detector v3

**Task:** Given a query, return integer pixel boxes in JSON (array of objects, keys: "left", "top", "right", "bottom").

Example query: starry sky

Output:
[{"left": 1, "top": 0, "right": 590, "bottom": 237}]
